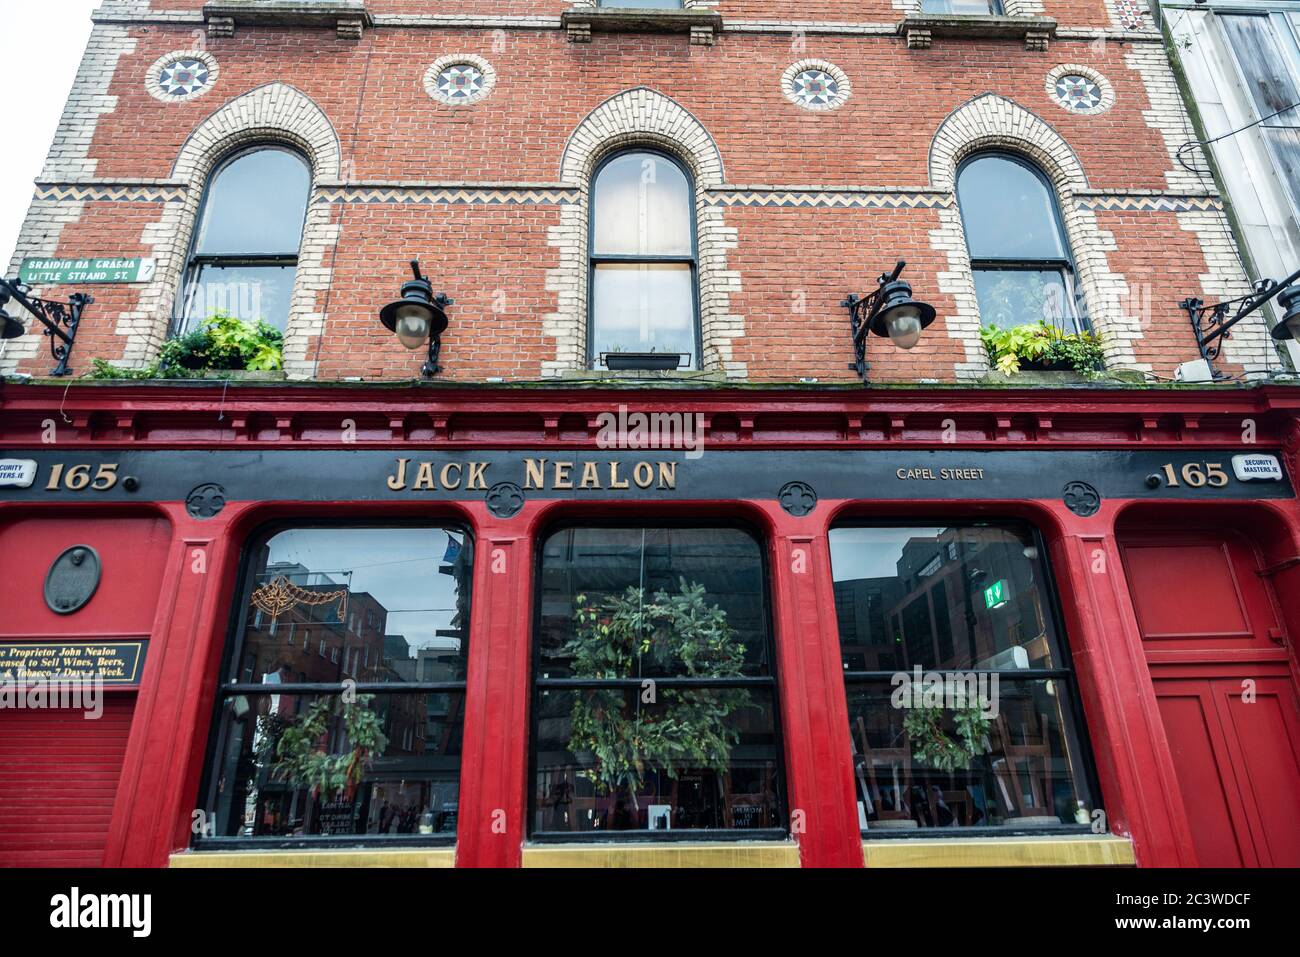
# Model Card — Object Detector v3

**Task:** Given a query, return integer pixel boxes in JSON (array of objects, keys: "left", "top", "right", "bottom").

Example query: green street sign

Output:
[
  {"left": 19, "top": 257, "right": 156, "bottom": 285},
  {"left": 983, "top": 579, "right": 1010, "bottom": 609}
]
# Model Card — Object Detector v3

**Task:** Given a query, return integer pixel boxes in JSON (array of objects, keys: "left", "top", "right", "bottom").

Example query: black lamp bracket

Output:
[
  {"left": 842, "top": 260, "right": 907, "bottom": 380},
  {"left": 1181, "top": 265, "right": 1300, "bottom": 378},
  {"left": 0, "top": 277, "right": 93, "bottom": 377}
]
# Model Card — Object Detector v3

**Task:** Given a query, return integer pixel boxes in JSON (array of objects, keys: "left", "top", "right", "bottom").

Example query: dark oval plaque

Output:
[{"left": 44, "top": 545, "right": 102, "bottom": 615}]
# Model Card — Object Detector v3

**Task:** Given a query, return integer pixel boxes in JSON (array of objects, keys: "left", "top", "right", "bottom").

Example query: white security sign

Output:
[
  {"left": 1232, "top": 453, "right": 1283, "bottom": 482},
  {"left": 0, "top": 459, "right": 37, "bottom": 488}
]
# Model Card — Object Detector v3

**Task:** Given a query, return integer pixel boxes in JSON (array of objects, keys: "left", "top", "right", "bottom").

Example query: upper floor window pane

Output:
[
  {"left": 589, "top": 150, "right": 698, "bottom": 369},
  {"left": 958, "top": 154, "right": 1066, "bottom": 261},
  {"left": 196, "top": 148, "right": 310, "bottom": 256},
  {"left": 922, "top": 0, "right": 1000, "bottom": 12},
  {"left": 957, "top": 153, "right": 1082, "bottom": 331},
  {"left": 178, "top": 146, "right": 310, "bottom": 333},
  {"left": 592, "top": 151, "right": 692, "bottom": 257},
  {"left": 598, "top": 0, "right": 683, "bottom": 7}
]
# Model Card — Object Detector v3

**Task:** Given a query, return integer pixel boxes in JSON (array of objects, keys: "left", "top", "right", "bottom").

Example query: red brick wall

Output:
[{"left": 8, "top": 13, "right": 1250, "bottom": 382}]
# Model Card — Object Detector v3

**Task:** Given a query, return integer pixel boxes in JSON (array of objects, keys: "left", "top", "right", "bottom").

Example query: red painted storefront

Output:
[{"left": 3, "top": 381, "right": 1300, "bottom": 868}]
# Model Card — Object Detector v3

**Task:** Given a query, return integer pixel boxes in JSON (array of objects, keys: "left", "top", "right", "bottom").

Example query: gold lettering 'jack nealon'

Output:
[{"left": 385, "top": 458, "right": 677, "bottom": 492}]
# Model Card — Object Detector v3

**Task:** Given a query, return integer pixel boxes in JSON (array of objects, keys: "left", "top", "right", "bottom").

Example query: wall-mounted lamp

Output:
[
  {"left": 0, "top": 277, "right": 93, "bottom": 377},
  {"left": 379, "top": 260, "right": 452, "bottom": 378},
  {"left": 842, "top": 260, "right": 936, "bottom": 380},
  {"left": 1180, "top": 265, "right": 1300, "bottom": 379}
]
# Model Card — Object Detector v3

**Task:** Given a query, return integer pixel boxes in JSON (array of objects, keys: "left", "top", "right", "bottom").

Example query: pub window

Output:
[
  {"left": 532, "top": 526, "right": 784, "bottom": 837},
  {"left": 589, "top": 149, "right": 699, "bottom": 370},
  {"left": 199, "top": 524, "right": 472, "bottom": 844},
  {"left": 829, "top": 522, "right": 1098, "bottom": 833},
  {"left": 957, "top": 152, "right": 1085, "bottom": 332},
  {"left": 176, "top": 145, "right": 311, "bottom": 334}
]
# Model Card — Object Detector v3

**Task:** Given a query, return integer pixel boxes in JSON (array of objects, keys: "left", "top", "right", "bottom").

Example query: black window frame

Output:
[
  {"left": 956, "top": 150, "right": 1090, "bottom": 334},
  {"left": 528, "top": 519, "right": 789, "bottom": 843},
  {"left": 587, "top": 147, "right": 703, "bottom": 371},
  {"left": 172, "top": 143, "right": 311, "bottom": 338},
  {"left": 194, "top": 518, "right": 473, "bottom": 851},
  {"left": 921, "top": 0, "right": 1004, "bottom": 13},
  {"left": 830, "top": 518, "right": 1103, "bottom": 840}
]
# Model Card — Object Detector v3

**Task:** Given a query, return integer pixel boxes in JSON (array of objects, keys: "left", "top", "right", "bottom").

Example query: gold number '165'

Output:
[
  {"left": 45, "top": 463, "right": 119, "bottom": 491},
  {"left": 1160, "top": 462, "right": 1228, "bottom": 488}
]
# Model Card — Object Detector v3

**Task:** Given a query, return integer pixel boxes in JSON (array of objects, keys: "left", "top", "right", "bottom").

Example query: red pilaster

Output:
[
  {"left": 104, "top": 503, "right": 247, "bottom": 867},
  {"left": 454, "top": 503, "right": 538, "bottom": 867},
  {"left": 764, "top": 503, "right": 862, "bottom": 867}
]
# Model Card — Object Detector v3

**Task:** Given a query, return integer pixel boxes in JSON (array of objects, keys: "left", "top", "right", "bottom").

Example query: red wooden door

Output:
[{"left": 1120, "top": 527, "right": 1300, "bottom": 868}]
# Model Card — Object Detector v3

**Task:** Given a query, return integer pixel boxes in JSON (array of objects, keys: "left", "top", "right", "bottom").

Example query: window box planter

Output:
[
  {"left": 562, "top": 7, "right": 722, "bottom": 44},
  {"left": 600, "top": 352, "right": 687, "bottom": 371},
  {"left": 195, "top": 369, "right": 288, "bottom": 381},
  {"left": 897, "top": 14, "right": 1057, "bottom": 50}
]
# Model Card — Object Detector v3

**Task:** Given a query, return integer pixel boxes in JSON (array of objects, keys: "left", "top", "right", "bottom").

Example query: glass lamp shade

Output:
[
  {"left": 393, "top": 303, "right": 433, "bottom": 350},
  {"left": 1275, "top": 286, "right": 1300, "bottom": 341},
  {"left": 882, "top": 304, "right": 924, "bottom": 350},
  {"left": 868, "top": 281, "right": 936, "bottom": 350},
  {"left": 0, "top": 308, "right": 23, "bottom": 340},
  {"left": 1283, "top": 312, "right": 1300, "bottom": 343}
]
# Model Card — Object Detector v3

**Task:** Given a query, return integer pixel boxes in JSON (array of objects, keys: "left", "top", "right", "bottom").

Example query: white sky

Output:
[{"left": 0, "top": 1, "right": 100, "bottom": 269}]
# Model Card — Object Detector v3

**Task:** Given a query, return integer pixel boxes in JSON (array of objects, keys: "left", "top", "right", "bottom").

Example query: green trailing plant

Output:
[
  {"left": 980, "top": 321, "right": 1106, "bottom": 377},
  {"left": 902, "top": 700, "right": 991, "bottom": 773},
  {"left": 81, "top": 312, "right": 283, "bottom": 379},
  {"left": 267, "top": 694, "right": 388, "bottom": 801},
  {"left": 556, "top": 578, "right": 751, "bottom": 800}
]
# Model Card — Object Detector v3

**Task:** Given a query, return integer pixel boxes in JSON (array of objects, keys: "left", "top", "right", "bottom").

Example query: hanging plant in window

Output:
[
  {"left": 901, "top": 696, "right": 992, "bottom": 773},
  {"left": 264, "top": 694, "right": 388, "bottom": 802},
  {"left": 556, "top": 579, "right": 752, "bottom": 801}
]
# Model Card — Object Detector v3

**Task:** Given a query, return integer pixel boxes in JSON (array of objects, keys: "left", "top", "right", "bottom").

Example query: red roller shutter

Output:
[{"left": 0, "top": 698, "right": 134, "bottom": 867}]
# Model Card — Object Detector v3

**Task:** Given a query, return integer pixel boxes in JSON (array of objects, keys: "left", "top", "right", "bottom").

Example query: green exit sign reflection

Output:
[{"left": 983, "top": 579, "right": 1010, "bottom": 609}]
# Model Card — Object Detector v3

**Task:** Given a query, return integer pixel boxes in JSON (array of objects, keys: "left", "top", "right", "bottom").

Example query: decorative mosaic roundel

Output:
[
  {"left": 781, "top": 59, "right": 852, "bottom": 112},
  {"left": 1045, "top": 64, "right": 1114, "bottom": 115},
  {"left": 1055, "top": 74, "right": 1102, "bottom": 111},
  {"left": 424, "top": 54, "right": 497, "bottom": 106},
  {"left": 146, "top": 50, "right": 218, "bottom": 103}
]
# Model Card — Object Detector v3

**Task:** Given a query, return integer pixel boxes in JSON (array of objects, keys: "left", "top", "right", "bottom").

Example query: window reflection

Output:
[
  {"left": 589, "top": 150, "right": 698, "bottom": 369},
  {"left": 829, "top": 524, "right": 1097, "bottom": 832},
  {"left": 178, "top": 146, "right": 310, "bottom": 332},
  {"left": 957, "top": 153, "right": 1083, "bottom": 333},
  {"left": 204, "top": 525, "right": 471, "bottom": 841},
  {"left": 533, "top": 527, "right": 784, "bottom": 835}
]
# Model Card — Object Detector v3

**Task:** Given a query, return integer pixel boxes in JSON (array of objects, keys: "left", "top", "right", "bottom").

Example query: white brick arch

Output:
[
  {"left": 118, "top": 83, "right": 342, "bottom": 376},
  {"left": 926, "top": 93, "right": 1143, "bottom": 377},
  {"left": 546, "top": 87, "right": 744, "bottom": 378}
]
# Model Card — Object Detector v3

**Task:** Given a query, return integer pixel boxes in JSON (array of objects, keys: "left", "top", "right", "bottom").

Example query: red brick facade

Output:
[{"left": 1, "top": 0, "right": 1279, "bottom": 383}]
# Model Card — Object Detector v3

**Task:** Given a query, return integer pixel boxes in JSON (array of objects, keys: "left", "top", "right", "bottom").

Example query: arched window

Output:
[
  {"left": 957, "top": 153, "right": 1083, "bottom": 331},
  {"left": 177, "top": 146, "right": 311, "bottom": 334},
  {"left": 589, "top": 149, "right": 698, "bottom": 370}
]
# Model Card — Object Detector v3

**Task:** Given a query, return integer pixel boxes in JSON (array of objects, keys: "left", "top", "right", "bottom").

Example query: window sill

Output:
[
  {"left": 170, "top": 847, "right": 456, "bottom": 867},
  {"left": 562, "top": 8, "right": 723, "bottom": 44},
  {"left": 897, "top": 14, "right": 1057, "bottom": 50},
  {"left": 203, "top": 0, "right": 373, "bottom": 40},
  {"left": 862, "top": 833, "right": 1135, "bottom": 867},
  {"left": 522, "top": 840, "right": 799, "bottom": 868}
]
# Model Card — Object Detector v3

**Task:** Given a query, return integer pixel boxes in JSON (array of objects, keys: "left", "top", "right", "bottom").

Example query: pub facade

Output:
[{"left": 1, "top": 0, "right": 1298, "bottom": 869}]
